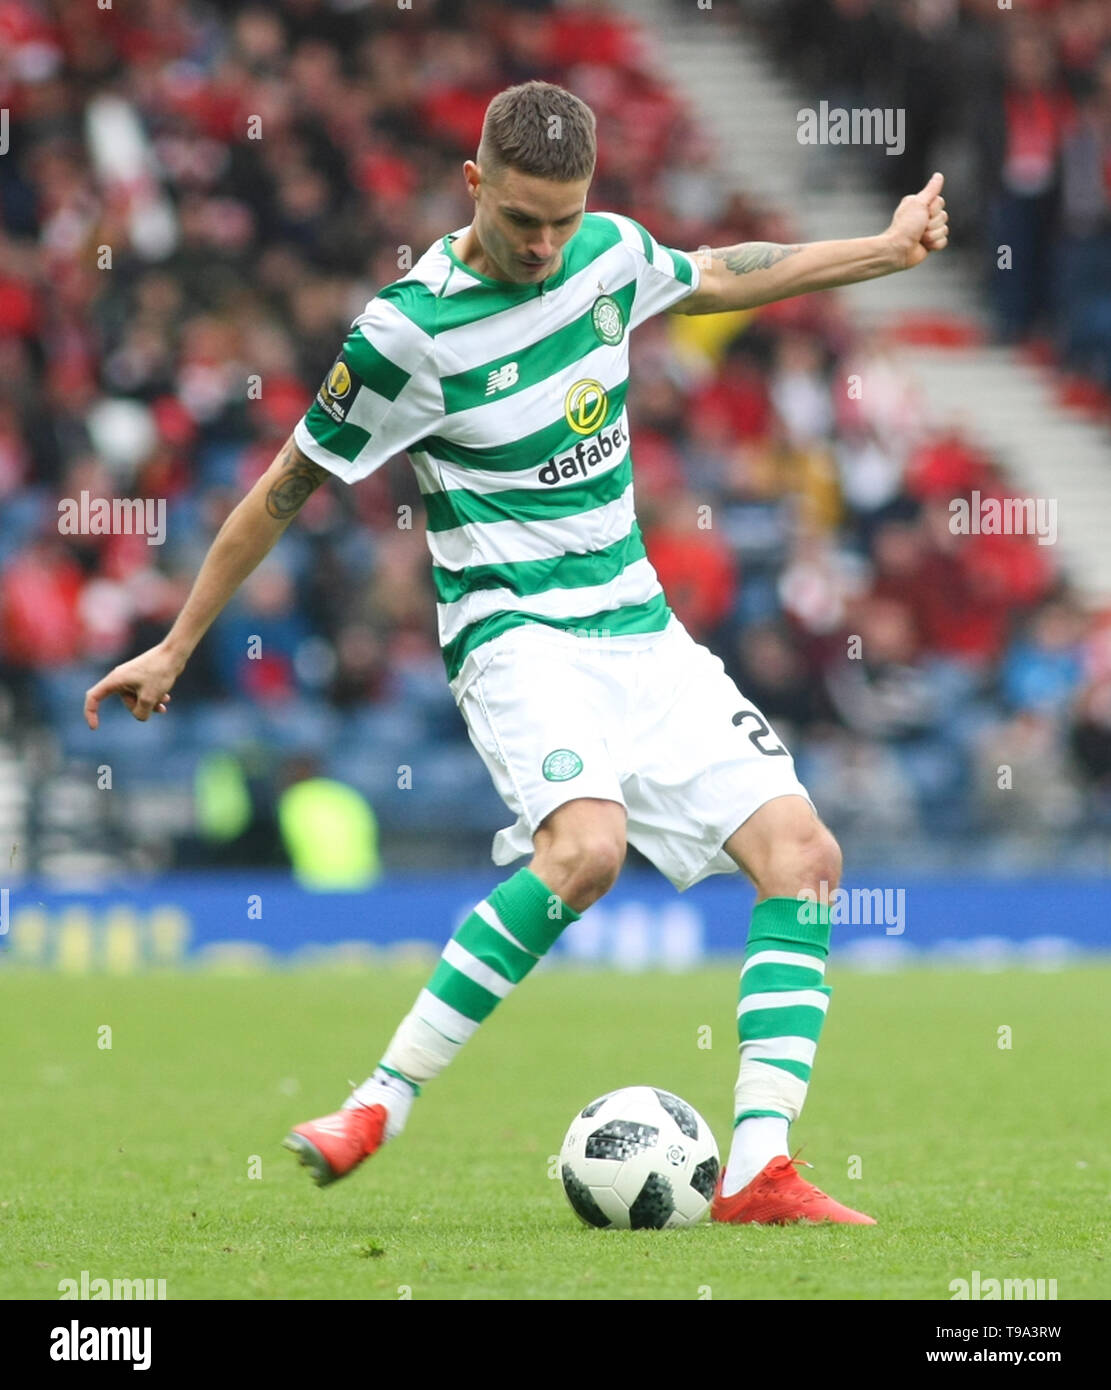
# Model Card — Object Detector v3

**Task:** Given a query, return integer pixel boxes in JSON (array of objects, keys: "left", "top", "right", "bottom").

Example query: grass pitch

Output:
[{"left": 2, "top": 963, "right": 1107, "bottom": 1300}]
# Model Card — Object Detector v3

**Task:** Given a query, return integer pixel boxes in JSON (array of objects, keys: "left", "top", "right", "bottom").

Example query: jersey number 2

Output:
[{"left": 732, "top": 709, "right": 788, "bottom": 757}]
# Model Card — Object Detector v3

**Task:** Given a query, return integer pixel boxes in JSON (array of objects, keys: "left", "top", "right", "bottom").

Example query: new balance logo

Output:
[{"left": 486, "top": 362, "right": 519, "bottom": 395}]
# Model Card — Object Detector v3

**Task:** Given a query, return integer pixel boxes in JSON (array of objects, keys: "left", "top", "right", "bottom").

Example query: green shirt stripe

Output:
[
  {"left": 375, "top": 279, "right": 440, "bottom": 338},
  {"left": 440, "top": 281, "right": 636, "bottom": 414},
  {"left": 666, "top": 245, "right": 695, "bottom": 287},
  {"left": 432, "top": 524, "right": 646, "bottom": 605},
  {"left": 347, "top": 331, "right": 411, "bottom": 403},
  {"left": 417, "top": 380, "right": 630, "bottom": 475},
  {"left": 299, "top": 403, "right": 372, "bottom": 462},
  {"left": 424, "top": 454, "right": 632, "bottom": 533},
  {"left": 442, "top": 591, "right": 671, "bottom": 683}
]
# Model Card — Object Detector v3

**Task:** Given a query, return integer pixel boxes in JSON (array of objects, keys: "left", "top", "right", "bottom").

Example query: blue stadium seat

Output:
[
  {"left": 33, "top": 666, "right": 104, "bottom": 725},
  {"left": 186, "top": 700, "right": 265, "bottom": 751},
  {"left": 258, "top": 698, "right": 340, "bottom": 754},
  {"left": 334, "top": 703, "right": 425, "bottom": 754},
  {"left": 0, "top": 490, "right": 50, "bottom": 564}
]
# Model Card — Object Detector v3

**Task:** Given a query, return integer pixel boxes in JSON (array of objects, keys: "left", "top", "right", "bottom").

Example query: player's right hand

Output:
[{"left": 84, "top": 644, "right": 182, "bottom": 729}]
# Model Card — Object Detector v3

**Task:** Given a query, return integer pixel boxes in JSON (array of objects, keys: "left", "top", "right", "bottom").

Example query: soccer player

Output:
[{"left": 85, "top": 81, "right": 948, "bottom": 1225}]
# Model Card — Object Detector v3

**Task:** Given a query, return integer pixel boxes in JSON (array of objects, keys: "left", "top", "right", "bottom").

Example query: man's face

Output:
[{"left": 466, "top": 161, "right": 591, "bottom": 284}]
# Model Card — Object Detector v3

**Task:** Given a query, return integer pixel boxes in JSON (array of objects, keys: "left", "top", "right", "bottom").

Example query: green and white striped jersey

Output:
[{"left": 293, "top": 211, "right": 700, "bottom": 692}]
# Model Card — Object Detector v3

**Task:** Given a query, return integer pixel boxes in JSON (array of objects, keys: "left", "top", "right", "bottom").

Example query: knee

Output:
[
  {"left": 760, "top": 822, "right": 842, "bottom": 900},
  {"left": 536, "top": 834, "right": 625, "bottom": 911},
  {"left": 800, "top": 825, "right": 842, "bottom": 897}
]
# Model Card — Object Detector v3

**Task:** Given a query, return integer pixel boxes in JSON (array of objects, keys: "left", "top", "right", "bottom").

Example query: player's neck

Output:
[
  {"left": 453, "top": 225, "right": 506, "bottom": 282},
  {"left": 453, "top": 225, "right": 560, "bottom": 286}
]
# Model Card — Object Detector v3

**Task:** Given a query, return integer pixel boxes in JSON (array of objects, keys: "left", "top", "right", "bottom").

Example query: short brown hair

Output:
[{"left": 477, "top": 81, "right": 596, "bottom": 183}]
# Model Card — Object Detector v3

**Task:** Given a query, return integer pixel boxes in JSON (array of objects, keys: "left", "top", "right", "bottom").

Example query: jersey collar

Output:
[{"left": 442, "top": 228, "right": 571, "bottom": 293}]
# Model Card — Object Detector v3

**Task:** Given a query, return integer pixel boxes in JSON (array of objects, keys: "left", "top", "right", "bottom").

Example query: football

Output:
[{"left": 559, "top": 1086, "right": 720, "bottom": 1229}]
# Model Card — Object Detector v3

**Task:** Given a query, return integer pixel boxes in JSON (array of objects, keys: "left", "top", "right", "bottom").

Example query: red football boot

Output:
[
  {"left": 283, "top": 1104, "right": 386, "bottom": 1187},
  {"left": 711, "top": 1155, "right": 876, "bottom": 1225}
]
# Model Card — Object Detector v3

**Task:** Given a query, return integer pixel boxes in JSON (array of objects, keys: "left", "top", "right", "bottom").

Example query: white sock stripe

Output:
[
  {"left": 741, "top": 949, "right": 825, "bottom": 978},
  {"left": 441, "top": 939, "right": 515, "bottom": 999},
  {"left": 738, "top": 1035, "right": 818, "bottom": 1067},
  {"left": 474, "top": 899, "right": 539, "bottom": 958},
  {"left": 414, "top": 988, "right": 479, "bottom": 1045},
  {"left": 737, "top": 988, "right": 830, "bottom": 1019}
]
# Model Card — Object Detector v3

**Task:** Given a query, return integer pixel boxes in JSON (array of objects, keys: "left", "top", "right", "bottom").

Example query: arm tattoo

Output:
[
  {"left": 265, "top": 439, "right": 330, "bottom": 520},
  {"left": 713, "top": 242, "right": 803, "bottom": 275}
]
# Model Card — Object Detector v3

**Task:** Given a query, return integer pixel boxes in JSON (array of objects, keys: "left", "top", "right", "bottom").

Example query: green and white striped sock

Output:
[
  {"left": 723, "top": 896, "right": 832, "bottom": 1194},
  {"left": 348, "top": 868, "right": 578, "bottom": 1138}
]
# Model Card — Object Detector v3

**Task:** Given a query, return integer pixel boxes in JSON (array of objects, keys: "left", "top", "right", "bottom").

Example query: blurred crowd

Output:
[
  {"left": 1, "top": 0, "right": 1110, "bottom": 875},
  {"left": 753, "top": 0, "right": 1111, "bottom": 389}
]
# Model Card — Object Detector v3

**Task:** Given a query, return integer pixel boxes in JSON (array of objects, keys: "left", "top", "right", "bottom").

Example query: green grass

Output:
[{"left": 2, "top": 964, "right": 1108, "bottom": 1300}]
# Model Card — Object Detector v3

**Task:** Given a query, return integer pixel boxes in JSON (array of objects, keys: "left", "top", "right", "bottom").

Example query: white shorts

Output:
[{"left": 452, "top": 616, "right": 813, "bottom": 892}]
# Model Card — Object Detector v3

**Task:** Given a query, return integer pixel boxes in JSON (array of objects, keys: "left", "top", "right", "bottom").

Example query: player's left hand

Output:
[{"left": 885, "top": 171, "right": 948, "bottom": 269}]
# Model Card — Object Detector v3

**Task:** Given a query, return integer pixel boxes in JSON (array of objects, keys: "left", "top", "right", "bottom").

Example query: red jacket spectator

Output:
[
  {"left": 643, "top": 505, "right": 738, "bottom": 641},
  {"left": 0, "top": 541, "right": 84, "bottom": 667}
]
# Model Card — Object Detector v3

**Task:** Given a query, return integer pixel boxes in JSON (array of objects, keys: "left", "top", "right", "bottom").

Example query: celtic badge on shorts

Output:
[{"left": 542, "top": 749, "right": 584, "bottom": 781}]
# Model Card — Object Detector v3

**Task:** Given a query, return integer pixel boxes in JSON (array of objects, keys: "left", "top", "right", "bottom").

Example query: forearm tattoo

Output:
[
  {"left": 265, "top": 439, "right": 330, "bottom": 519},
  {"left": 711, "top": 242, "right": 803, "bottom": 275}
]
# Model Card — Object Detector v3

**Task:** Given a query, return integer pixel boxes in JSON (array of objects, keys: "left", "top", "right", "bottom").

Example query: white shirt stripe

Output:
[
  {"left": 436, "top": 243, "right": 635, "bottom": 368},
  {"left": 425, "top": 484, "right": 636, "bottom": 570},
  {"left": 416, "top": 416, "right": 629, "bottom": 498},
  {"left": 431, "top": 339, "right": 631, "bottom": 453},
  {"left": 438, "top": 555, "right": 660, "bottom": 644},
  {"left": 344, "top": 382, "right": 397, "bottom": 436},
  {"left": 356, "top": 296, "right": 433, "bottom": 375}
]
